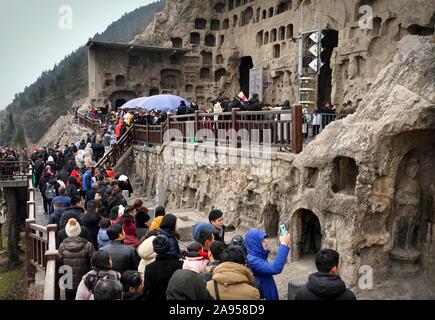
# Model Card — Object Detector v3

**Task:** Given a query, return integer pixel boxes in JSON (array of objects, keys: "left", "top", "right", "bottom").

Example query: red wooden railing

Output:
[
  {"left": 95, "top": 124, "right": 135, "bottom": 168},
  {"left": 76, "top": 112, "right": 108, "bottom": 135},
  {"left": 84, "top": 106, "right": 305, "bottom": 170}
]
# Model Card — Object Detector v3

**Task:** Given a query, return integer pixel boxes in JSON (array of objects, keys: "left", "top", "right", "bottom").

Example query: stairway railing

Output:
[
  {"left": 25, "top": 165, "right": 59, "bottom": 300},
  {"left": 95, "top": 124, "right": 135, "bottom": 168}
]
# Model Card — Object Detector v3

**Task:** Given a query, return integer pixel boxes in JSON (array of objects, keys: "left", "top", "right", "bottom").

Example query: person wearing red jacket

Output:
[{"left": 69, "top": 166, "right": 82, "bottom": 187}]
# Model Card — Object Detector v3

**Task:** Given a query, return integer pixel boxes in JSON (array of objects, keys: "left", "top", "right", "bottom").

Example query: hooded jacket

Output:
[
  {"left": 101, "top": 240, "right": 139, "bottom": 275},
  {"left": 143, "top": 253, "right": 184, "bottom": 300},
  {"left": 49, "top": 195, "right": 71, "bottom": 214},
  {"left": 192, "top": 222, "right": 218, "bottom": 242},
  {"left": 137, "top": 235, "right": 157, "bottom": 276},
  {"left": 159, "top": 228, "right": 181, "bottom": 259},
  {"left": 97, "top": 228, "right": 110, "bottom": 249},
  {"left": 81, "top": 212, "right": 102, "bottom": 249},
  {"left": 59, "top": 206, "right": 85, "bottom": 229},
  {"left": 58, "top": 237, "right": 95, "bottom": 290},
  {"left": 206, "top": 262, "right": 260, "bottom": 300},
  {"left": 245, "top": 228, "right": 290, "bottom": 300},
  {"left": 182, "top": 254, "right": 209, "bottom": 274},
  {"left": 295, "top": 272, "right": 356, "bottom": 300},
  {"left": 150, "top": 215, "right": 164, "bottom": 230},
  {"left": 167, "top": 269, "right": 213, "bottom": 300},
  {"left": 48, "top": 208, "right": 64, "bottom": 226}
]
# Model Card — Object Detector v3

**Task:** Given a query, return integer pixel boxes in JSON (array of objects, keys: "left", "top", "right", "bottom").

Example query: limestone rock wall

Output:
[
  {"left": 132, "top": 0, "right": 434, "bottom": 108},
  {"left": 133, "top": 35, "right": 435, "bottom": 287}
]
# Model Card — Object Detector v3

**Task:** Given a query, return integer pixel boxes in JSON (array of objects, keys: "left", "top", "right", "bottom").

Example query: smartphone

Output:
[{"left": 280, "top": 224, "right": 287, "bottom": 236}]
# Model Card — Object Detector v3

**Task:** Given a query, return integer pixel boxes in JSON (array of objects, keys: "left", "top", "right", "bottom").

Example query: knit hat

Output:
[
  {"left": 122, "top": 219, "right": 136, "bottom": 236},
  {"left": 152, "top": 235, "right": 170, "bottom": 254},
  {"left": 65, "top": 218, "right": 81, "bottom": 238}
]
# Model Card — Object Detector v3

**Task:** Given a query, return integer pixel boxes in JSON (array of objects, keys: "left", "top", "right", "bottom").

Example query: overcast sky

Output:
[{"left": 0, "top": 0, "right": 153, "bottom": 110}]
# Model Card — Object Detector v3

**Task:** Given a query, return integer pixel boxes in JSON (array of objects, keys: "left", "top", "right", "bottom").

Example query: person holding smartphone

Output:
[{"left": 245, "top": 225, "right": 291, "bottom": 300}]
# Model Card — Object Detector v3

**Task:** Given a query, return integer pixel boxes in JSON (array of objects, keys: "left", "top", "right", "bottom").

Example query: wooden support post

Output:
[
  {"left": 194, "top": 111, "right": 199, "bottom": 135},
  {"left": 232, "top": 108, "right": 240, "bottom": 147},
  {"left": 292, "top": 105, "right": 303, "bottom": 154},
  {"left": 25, "top": 218, "right": 36, "bottom": 283},
  {"left": 147, "top": 124, "right": 150, "bottom": 145},
  {"left": 44, "top": 224, "right": 59, "bottom": 300},
  {"left": 27, "top": 200, "right": 35, "bottom": 221}
]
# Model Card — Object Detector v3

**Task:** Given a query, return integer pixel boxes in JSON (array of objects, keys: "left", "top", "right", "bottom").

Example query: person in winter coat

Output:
[
  {"left": 167, "top": 269, "right": 214, "bottom": 300},
  {"left": 142, "top": 235, "right": 184, "bottom": 300},
  {"left": 245, "top": 228, "right": 290, "bottom": 300},
  {"left": 69, "top": 166, "right": 82, "bottom": 187},
  {"left": 46, "top": 156, "right": 57, "bottom": 172},
  {"left": 76, "top": 250, "right": 121, "bottom": 300},
  {"left": 122, "top": 219, "right": 140, "bottom": 247},
  {"left": 158, "top": 214, "right": 181, "bottom": 259},
  {"left": 137, "top": 229, "right": 158, "bottom": 277},
  {"left": 97, "top": 218, "right": 111, "bottom": 249},
  {"left": 58, "top": 218, "right": 95, "bottom": 300},
  {"left": 82, "top": 166, "right": 94, "bottom": 193},
  {"left": 81, "top": 200, "right": 101, "bottom": 250},
  {"left": 295, "top": 249, "right": 356, "bottom": 300},
  {"left": 34, "top": 154, "right": 45, "bottom": 189},
  {"left": 176, "top": 100, "right": 188, "bottom": 116},
  {"left": 206, "top": 246, "right": 260, "bottom": 300},
  {"left": 182, "top": 242, "right": 209, "bottom": 274},
  {"left": 84, "top": 143, "right": 93, "bottom": 158},
  {"left": 78, "top": 139, "right": 86, "bottom": 150},
  {"left": 209, "top": 209, "right": 226, "bottom": 243},
  {"left": 118, "top": 175, "right": 133, "bottom": 198},
  {"left": 48, "top": 201, "right": 64, "bottom": 227},
  {"left": 120, "top": 270, "right": 144, "bottom": 300},
  {"left": 150, "top": 206, "right": 166, "bottom": 230},
  {"left": 39, "top": 170, "right": 54, "bottom": 214},
  {"left": 101, "top": 223, "right": 139, "bottom": 274},
  {"left": 49, "top": 187, "right": 71, "bottom": 214},
  {"left": 203, "top": 241, "right": 225, "bottom": 282},
  {"left": 65, "top": 176, "right": 80, "bottom": 198},
  {"left": 192, "top": 222, "right": 218, "bottom": 243},
  {"left": 135, "top": 210, "right": 150, "bottom": 240},
  {"left": 59, "top": 196, "right": 85, "bottom": 229}
]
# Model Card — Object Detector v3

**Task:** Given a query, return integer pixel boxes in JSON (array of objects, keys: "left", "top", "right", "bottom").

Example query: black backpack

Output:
[{"left": 45, "top": 183, "right": 57, "bottom": 200}]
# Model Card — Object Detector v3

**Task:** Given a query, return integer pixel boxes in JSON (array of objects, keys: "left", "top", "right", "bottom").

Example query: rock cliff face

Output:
[
  {"left": 132, "top": 0, "right": 434, "bottom": 109},
  {"left": 133, "top": 35, "right": 435, "bottom": 287}
]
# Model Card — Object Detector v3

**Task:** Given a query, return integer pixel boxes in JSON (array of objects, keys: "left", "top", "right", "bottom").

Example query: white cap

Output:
[
  {"left": 118, "top": 205, "right": 125, "bottom": 216},
  {"left": 118, "top": 175, "right": 128, "bottom": 182}
]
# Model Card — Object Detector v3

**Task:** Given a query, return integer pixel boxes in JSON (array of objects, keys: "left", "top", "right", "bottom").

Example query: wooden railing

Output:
[
  {"left": 162, "top": 106, "right": 302, "bottom": 152},
  {"left": 76, "top": 112, "right": 108, "bottom": 135},
  {"left": 95, "top": 124, "right": 136, "bottom": 168},
  {"left": 25, "top": 165, "right": 59, "bottom": 300},
  {"left": 0, "top": 161, "right": 31, "bottom": 181},
  {"left": 133, "top": 123, "right": 165, "bottom": 146},
  {"left": 81, "top": 106, "right": 349, "bottom": 169}
]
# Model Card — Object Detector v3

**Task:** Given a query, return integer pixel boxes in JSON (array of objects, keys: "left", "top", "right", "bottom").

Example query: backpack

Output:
[{"left": 45, "top": 183, "right": 57, "bottom": 200}]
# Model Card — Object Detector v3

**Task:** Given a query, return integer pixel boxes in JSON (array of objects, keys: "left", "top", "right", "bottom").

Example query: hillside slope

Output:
[{"left": 0, "top": 0, "right": 165, "bottom": 145}]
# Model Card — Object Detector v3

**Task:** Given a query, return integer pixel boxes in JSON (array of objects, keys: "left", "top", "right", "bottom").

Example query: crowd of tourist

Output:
[
  {"left": 0, "top": 146, "right": 27, "bottom": 179},
  {"left": 29, "top": 140, "right": 355, "bottom": 301},
  {"left": 2, "top": 92, "right": 357, "bottom": 301}
]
